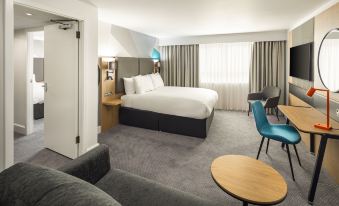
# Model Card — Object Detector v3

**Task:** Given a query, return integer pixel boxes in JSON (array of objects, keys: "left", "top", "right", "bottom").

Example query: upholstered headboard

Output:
[
  {"left": 115, "top": 57, "right": 154, "bottom": 93},
  {"left": 139, "top": 58, "right": 154, "bottom": 75}
]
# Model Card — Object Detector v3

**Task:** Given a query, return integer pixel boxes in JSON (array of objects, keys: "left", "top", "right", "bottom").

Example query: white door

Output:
[{"left": 44, "top": 22, "right": 79, "bottom": 159}]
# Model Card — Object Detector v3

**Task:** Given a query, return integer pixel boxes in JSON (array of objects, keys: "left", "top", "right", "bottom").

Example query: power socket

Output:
[{"left": 336, "top": 108, "right": 339, "bottom": 117}]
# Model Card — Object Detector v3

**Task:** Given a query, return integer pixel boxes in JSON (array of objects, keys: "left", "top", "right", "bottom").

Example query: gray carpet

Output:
[
  {"left": 14, "top": 119, "right": 70, "bottom": 168},
  {"left": 15, "top": 111, "right": 339, "bottom": 205}
]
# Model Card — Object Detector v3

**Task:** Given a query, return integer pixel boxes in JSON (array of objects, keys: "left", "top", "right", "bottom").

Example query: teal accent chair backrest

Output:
[{"left": 251, "top": 101, "right": 270, "bottom": 133}]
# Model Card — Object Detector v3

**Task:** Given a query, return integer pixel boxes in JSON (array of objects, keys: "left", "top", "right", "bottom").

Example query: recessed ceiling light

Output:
[{"left": 26, "top": 13, "right": 33, "bottom": 16}]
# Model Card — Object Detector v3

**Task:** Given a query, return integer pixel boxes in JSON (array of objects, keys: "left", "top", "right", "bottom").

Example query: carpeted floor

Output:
[{"left": 16, "top": 110, "right": 339, "bottom": 205}]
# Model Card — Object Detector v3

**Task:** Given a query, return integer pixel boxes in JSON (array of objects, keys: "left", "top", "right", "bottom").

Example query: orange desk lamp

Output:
[{"left": 306, "top": 87, "right": 332, "bottom": 130}]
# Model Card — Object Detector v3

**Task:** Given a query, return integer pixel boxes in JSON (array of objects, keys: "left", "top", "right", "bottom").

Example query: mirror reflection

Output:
[{"left": 319, "top": 29, "right": 339, "bottom": 92}]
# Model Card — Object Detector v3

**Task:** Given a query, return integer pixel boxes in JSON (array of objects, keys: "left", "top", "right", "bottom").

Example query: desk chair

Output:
[
  {"left": 251, "top": 101, "right": 302, "bottom": 181},
  {"left": 248, "top": 86, "right": 281, "bottom": 120}
]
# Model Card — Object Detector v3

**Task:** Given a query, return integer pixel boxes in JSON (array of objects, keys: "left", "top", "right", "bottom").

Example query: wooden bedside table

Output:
[
  {"left": 101, "top": 98, "right": 122, "bottom": 132},
  {"left": 102, "top": 99, "right": 122, "bottom": 107}
]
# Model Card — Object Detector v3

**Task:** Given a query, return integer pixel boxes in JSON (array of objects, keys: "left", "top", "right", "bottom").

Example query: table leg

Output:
[
  {"left": 308, "top": 136, "right": 328, "bottom": 204},
  {"left": 243, "top": 201, "right": 248, "bottom": 206},
  {"left": 310, "top": 133, "right": 315, "bottom": 155}
]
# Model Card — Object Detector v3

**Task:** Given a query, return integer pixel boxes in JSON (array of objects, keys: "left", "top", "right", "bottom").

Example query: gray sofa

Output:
[{"left": 0, "top": 145, "right": 221, "bottom": 206}]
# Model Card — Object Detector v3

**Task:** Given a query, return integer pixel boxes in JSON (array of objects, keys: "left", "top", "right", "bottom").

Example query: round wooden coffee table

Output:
[{"left": 211, "top": 155, "right": 287, "bottom": 206}]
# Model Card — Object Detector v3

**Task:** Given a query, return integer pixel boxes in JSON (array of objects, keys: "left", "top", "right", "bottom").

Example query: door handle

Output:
[{"left": 42, "top": 83, "right": 47, "bottom": 92}]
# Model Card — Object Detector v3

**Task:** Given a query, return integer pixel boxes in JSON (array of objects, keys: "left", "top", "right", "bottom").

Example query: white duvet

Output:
[{"left": 121, "top": 86, "right": 218, "bottom": 119}]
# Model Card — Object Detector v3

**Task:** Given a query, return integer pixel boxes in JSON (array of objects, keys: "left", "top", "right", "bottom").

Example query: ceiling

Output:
[
  {"left": 14, "top": 4, "right": 66, "bottom": 30},
  {"left": 82, "top": 0, "right": 335, "bottom": 38}
]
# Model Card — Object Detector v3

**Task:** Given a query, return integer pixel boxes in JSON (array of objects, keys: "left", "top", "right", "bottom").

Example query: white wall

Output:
[
  {"left": 159, "top": 30, "right": 287, "bottom": 46},
  {"left": 98, "top": 21, "right": 158, "bottom": 57},
  {"left": 0, "top": 0, "right": 14, "bottom": 171},
  {"left": 14, "top": 0, "right": 99, "bottom": 156},
  {"left": 33, "top": 40, "right": 44, "bottom": 58},
  {"left": 13, "top": 30, "right": 28, "bottom": 134}
]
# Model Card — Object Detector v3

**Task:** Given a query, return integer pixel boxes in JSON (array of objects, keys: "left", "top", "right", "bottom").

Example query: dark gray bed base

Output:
[
  {"left": 119, "top": 107, "right": 214, "bottom": 138},
  {"left": 34, "top": 103, "right": 44, "bottom": 120}
]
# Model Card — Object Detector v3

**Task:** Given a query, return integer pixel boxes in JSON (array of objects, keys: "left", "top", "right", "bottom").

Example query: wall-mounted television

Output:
[{"left": 290, "top": 42, "right": 313, "bottom": 81}]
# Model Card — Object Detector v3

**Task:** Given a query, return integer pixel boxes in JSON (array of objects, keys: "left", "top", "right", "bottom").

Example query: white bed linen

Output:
[
  {"left": 121, "top": 86, "right": 218, "bottom": 119},
  {"left": 33, "top": 81, "right": 44, "bottom": 104}
]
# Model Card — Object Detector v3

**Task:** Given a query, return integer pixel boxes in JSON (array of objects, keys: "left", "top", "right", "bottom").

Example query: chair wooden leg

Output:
[
  {"left": 286, "top": 144, "right": 295, "bottom": 181},
  {"left": 266, "top": 139, "right": 270, "bottom": 154},
  {"left": 293, "top": 144, "right": 302, "bottom": 167},
  {"left": 275, "top": 107, "right": 280, "bottom": 121},
  {"left": 257, "top": 137, "right": 265, "bottom": 160}
]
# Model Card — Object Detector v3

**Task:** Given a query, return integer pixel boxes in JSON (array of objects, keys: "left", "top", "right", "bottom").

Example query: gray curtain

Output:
[
  {"left": 159, "top": 45, "right": 199, "bottom": 87},
  {"left": 250, "top": 41, "right": 286, "bottom": 103}
]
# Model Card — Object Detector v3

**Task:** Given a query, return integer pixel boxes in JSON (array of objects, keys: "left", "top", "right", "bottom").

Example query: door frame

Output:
[
  {"left": 1, "top": 0, "right": 98, "bottom": 170},
  {"left": 26, "top": 31, "right": 40, "bottom": 135},
  {"left": 1, "top": 0, "right": 14, "bottom": 170}
]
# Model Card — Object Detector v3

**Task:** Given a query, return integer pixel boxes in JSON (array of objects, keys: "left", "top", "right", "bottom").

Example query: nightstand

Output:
[
  {"left": 101, "top": 98, "right": 122, "bottom": 132},
  {"left": 102, "top": 99, "right": 122, "bottom": 107}
]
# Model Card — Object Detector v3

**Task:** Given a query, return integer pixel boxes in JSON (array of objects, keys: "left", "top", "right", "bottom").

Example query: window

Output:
[
  {"left": 199, "top": 42, "right": 252, "bottom": 84},
  {"left": 199, "top": 42, "right": 253, "bottom": 110}
]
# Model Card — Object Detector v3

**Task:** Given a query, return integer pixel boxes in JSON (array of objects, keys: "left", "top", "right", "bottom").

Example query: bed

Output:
[
  {"left": 116, "top": 57, "right": 218, "bottom": 138},
  {"left": 33, "top": 75, "right": 44, "bottom": 120}
]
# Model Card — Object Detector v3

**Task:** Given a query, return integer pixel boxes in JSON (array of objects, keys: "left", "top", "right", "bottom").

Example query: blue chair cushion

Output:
[{"left": 260, "top": 124, "right": 301, "bottom": 144}]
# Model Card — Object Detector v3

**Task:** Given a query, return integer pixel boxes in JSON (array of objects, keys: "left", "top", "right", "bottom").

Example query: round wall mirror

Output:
[{"left": 318, "top": 28, "right": 339, "bottom": 92}]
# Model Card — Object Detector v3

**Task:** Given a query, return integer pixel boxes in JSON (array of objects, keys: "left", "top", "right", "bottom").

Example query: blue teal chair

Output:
[{"left": 251, "top": 101, "right": 301, "bottom": 181}]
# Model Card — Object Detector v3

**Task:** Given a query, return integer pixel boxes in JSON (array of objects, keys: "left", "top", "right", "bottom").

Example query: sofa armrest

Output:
[
  {"left": 58, "top": 144, "right": 111, "bottom": 184},
  {"left": 247, "top": 92, "right": 263, "bottom": 100},
  {"left": 264, "top": 96, "right": 280, "bottom": 108}
]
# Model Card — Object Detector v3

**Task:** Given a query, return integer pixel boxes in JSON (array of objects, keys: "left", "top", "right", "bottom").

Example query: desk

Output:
[
  {"left": 278, "top": 105, "right": 339, "bottom": 204},
  {"left": 211, "top": 155, "right": 287, "bottom": 206}
]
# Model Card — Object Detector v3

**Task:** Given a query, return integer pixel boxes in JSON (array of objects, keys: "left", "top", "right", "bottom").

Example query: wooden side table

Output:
[
  {"left": 101, "top": 98, "right": 122, "bottom": 132},
  {"left": 211, "top": 155, "right": 287, "bottom": 206}
]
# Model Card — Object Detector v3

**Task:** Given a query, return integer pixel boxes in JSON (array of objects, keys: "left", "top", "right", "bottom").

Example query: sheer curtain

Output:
[{"left": 199, "top": 42, "right": 253, "bottom": 110}]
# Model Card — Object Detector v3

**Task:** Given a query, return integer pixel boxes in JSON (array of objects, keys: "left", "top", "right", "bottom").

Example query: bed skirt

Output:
[{"left": 119, "top": 107, "right": 214, "bottom": 138}]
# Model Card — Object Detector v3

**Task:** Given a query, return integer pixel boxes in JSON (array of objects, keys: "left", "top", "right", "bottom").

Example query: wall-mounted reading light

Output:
[
  {"left": 26, "top": 13, "right": 33, "bottom": 16},
  {"left": 151, "top": 48, "right": 161, "bottom": 73},
  {"left": 102, "top": 57, "right": 115, "bottom": 63},
  {"left": 102, "top": 57, "right": 116, "bottom": 80}
]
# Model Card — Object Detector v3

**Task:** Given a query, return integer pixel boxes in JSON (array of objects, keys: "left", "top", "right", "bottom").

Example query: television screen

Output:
[{"left": 290, "top": 43, "right": 313, "bottom": 81}]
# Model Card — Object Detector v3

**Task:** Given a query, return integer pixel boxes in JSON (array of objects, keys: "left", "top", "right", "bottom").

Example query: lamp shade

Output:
[
  {"left": 151, "top": 48, "right": 160, "bottom": 60},
  {"left": 306, "top": 87, "right": 316, "bottom": 97}
]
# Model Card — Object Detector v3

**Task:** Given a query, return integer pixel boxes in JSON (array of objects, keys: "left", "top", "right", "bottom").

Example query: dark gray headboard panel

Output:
[
  {"left": 139, "top": 58, "right": 154, "bottom": 75},
  {"left": 115, "top": 57, "right": 139, "bottom": 93},
  {"left": 115, "top": 57, "right": 154, "bottom": 93}
]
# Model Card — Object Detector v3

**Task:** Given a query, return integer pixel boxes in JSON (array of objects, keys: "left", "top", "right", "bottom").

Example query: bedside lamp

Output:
[
  {"left": 151, "top": 48, "right": 161, "bottom": 73},
  {"left": 306, "top": 87, "right": 332, "bottom": 130}
]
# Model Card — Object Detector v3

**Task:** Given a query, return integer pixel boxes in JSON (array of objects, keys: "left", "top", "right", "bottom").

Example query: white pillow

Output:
[
  {"left": 144, "top": 74, "right": 154, "bottom": 92},
  {"left": 151, "top": 73, "right": 164, "bottom": 89},
  {"left": 134, "top": 74, "right": 154, "bottom": 94},
  {"left": 123, "top": 77, "right": 135, "bottom": 95},
  {"left": 133, "top": 75, "right": 144, "bottom": 94}
]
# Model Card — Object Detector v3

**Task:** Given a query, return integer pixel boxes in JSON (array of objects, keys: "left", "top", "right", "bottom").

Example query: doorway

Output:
[{"left": 13, "top": 4, "right": 80, "bottom": 163}]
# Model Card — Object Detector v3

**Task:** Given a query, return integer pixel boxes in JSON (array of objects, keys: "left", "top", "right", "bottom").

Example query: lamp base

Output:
[{"left": 314, "top": 123, "right": 332, "bottom": 130}]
